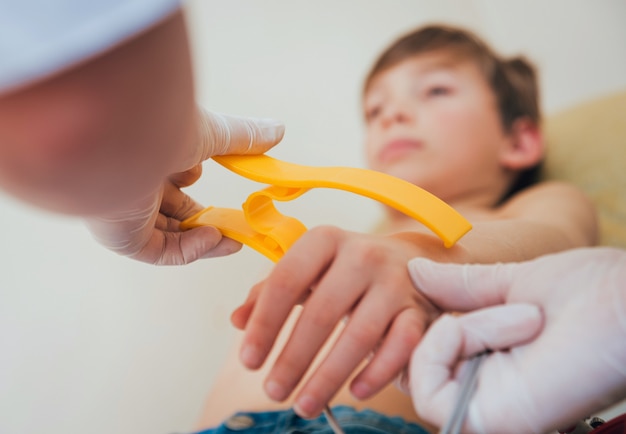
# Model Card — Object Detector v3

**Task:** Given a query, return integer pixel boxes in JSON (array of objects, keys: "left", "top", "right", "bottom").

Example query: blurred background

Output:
[{"left": 1, "top": 1, "right": 625, "bottom": 433}]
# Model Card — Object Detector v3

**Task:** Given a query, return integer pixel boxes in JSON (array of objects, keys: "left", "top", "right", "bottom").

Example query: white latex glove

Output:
[
  {"left": 86, "top": 107, "right": 285, "bottom": 265},
  {"left": 407, "top": 247, "right": 626, "bottom": 434}
]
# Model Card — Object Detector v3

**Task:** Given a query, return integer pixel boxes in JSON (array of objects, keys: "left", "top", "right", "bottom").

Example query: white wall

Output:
[{"left": 1, "top": 1, "right": 625, "bottom": 433}]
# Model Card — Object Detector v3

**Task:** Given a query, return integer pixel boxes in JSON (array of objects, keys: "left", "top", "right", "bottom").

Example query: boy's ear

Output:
[{"left": 499, "top": 117, "right": 544, "bottom": 170}]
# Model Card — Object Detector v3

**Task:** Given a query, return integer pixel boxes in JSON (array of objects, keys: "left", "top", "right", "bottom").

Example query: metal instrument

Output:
[{"left": 440, "top": 351, "right": 489, "bottom": 434}]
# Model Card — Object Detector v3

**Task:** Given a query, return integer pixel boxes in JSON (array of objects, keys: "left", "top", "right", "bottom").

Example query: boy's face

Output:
[{"left": 363, "top": 51, "right": 512, "bottom": 202}]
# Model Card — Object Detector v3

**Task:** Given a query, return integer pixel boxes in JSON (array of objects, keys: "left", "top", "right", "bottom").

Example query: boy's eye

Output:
[
  {"left": 426, "top": 86, "right": 450, "bottom": 97},
  {"left": 365, "top": 106, "right": 381, "bottom": 121}
]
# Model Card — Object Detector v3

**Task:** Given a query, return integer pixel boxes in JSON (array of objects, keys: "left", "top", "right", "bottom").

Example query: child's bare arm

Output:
[
  {"left": 447, "top": 181, "right": 598, "bottom": 263},
  {"left": 233, "top": 181, "right": 597, "bottom": 419}
]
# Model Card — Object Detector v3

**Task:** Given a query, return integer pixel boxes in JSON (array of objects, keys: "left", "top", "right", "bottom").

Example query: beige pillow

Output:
[{"left": 544, "top": 90, "right": 626, "bottom": 248}]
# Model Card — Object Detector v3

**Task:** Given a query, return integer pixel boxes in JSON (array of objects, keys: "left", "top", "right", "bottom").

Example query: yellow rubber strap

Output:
[
  {"left": 213, "top": 154, "right": 471, "bottom": 247},
  {"left": 181, "top": 154, "right": 472, "bottom": 261}
]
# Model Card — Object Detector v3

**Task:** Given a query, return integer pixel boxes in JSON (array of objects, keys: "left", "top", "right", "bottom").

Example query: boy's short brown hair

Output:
[{"left": 364, "top": 24, "right": 542, "bottom": 199}]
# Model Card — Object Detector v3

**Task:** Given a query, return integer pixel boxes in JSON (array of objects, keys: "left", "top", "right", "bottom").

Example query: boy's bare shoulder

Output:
[
  {"left": 501, "top": 180, "right": 592, "bottom": 209},
  {"left": 497, "top": 180, "right": 598, "bottom": 245}
]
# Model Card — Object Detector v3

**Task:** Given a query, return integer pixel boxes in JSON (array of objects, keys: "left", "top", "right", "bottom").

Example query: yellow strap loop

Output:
[{"left": 181, "top": 154, "right": 472, "bottom": 262}]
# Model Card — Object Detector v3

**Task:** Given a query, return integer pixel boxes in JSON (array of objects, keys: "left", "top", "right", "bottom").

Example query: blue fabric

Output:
[
  {"left": 194, "top": 406, "right": 430, "bottom": 434},
  {"left": 0, "top": 0, "right": 180, "bottom": 93}
]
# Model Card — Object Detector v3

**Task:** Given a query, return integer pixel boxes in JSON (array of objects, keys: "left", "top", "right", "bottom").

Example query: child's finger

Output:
[
  {"left": 350, "top": 308, "right": 425, "bottom": 400},
  {"left": 263, "top": 248, "right": 375, "bottom": 402},
  {"left": 230, "top": 281, "right": 263, "bottom": 330},
  {"left": 239, "top": 227, "right": 341, "bottom": 370},
  {"left": 291, "top": 282, "right": 400, "bottom": 418}
]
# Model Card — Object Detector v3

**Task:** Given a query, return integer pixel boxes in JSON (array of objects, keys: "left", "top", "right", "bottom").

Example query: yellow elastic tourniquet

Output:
[{"left": 181, "top": 154, "right": 472, "bottom": 262}]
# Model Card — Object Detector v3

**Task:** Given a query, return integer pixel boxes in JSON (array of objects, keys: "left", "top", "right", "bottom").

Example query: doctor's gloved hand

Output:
[
  {"left": 406, "top": 248, "right": 626, "bottom": 434},
  {"left": 86, "top": 108, "right": 285, "bottom": 265}
]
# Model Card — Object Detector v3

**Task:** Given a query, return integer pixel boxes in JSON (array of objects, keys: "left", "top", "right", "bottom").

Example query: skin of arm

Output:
[
  {"left": 231, "top": 178, "right": 598, "bottom": 418},
  {"left": 399, "top": 180, "right": 599, "bottom": 264}
]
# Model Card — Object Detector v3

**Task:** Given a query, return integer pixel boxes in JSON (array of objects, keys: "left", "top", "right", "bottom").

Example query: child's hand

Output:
[{"left": 231, "top": 225, "right": 442, "bottom": 418}]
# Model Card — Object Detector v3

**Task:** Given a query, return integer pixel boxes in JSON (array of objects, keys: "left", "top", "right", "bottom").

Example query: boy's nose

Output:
[{"left": 381, "top": 104, "right": 414, "bottom": 128}]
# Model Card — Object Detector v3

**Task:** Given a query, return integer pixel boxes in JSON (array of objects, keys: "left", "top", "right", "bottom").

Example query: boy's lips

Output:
[{"left": 378, "top": 138, "right": 423, "bottom": 163}]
